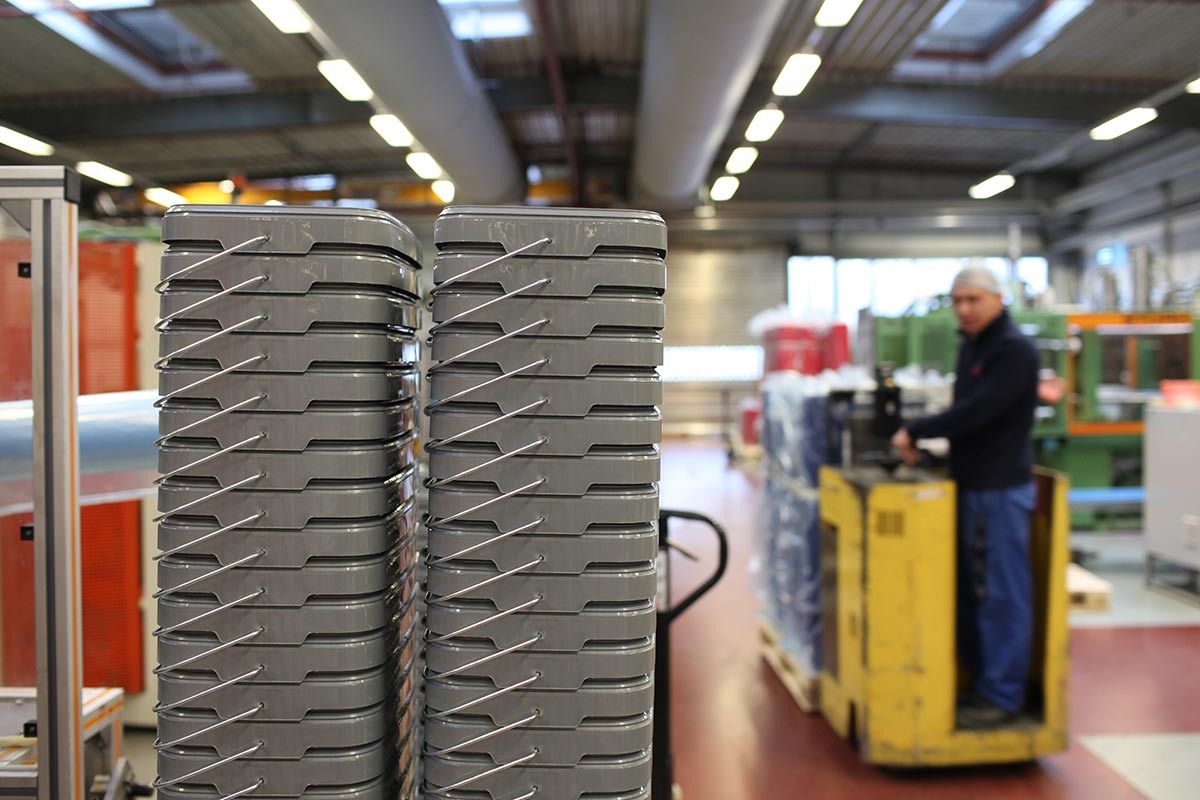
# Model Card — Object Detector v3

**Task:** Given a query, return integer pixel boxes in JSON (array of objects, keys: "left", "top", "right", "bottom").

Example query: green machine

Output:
[{"left": 870, "top": 307, "right": 1199, "bottom": 527}]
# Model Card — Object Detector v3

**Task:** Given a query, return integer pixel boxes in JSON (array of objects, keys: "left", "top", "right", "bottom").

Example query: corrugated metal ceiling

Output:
[
  {"left": 827, "top": 0, "right": 951, "bottom": 73},
  {"left": 0, "top": 12, "right": 140, "bottom": 98},
  {"left": 170, "top": 0, "right": 319, "bottom": 81},
  {"left": 1008, "top": 1, "right": 1200, "bottom": 81}
]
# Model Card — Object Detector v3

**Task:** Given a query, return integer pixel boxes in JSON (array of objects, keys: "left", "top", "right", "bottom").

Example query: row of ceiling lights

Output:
[
  {"left": 254, "top": 0, "right": 456, "bottom": 203},
  {"left": 0, "top": 0, "right": 456, "bottom": 207},
  {"left": 707, "top": 0, "right": 864, "bottom": 205}
]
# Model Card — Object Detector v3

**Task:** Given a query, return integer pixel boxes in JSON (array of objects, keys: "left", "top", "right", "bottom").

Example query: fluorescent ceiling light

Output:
[
  {"left": 406, "top": 151, "right": 443, "bottom": 180},
  {"left": 370, "top": 114, "right": 414, "bottom": 147},
  {"left": 968, "top": 173, "right": 1015, "bottom": 200},
  {"left": 432, "top": 180, "right": 456, "bottom": 204},
  {"left": 710, "top": 176, "right": 740, "bottom": 202},
  {"left": 218, "top": 179, "right": 236, "bottom": 193},
  {"left": 1089, "top": 107, "right": 1157, "bottom": 141},
  {"left": 725, "top": 146, "right": 759, "bottom": 175},
  {"left": 76, "top": 161, "right": 133, "bottom": 187},
  {"left": 0, "top": 125, "right": 54, "bottom": 156},
  {"left": 1187, "top": 78, "right": 1200, "bottom": 94},
  {"left": 145, "top": 187, "right": 188, "bottom": 207},
  {"left": 772, "top": 53, "right": 821, "bottom": 96},
  {"left": 250, "top": 0, "right": 312, "bottom": 34},
  {"left": 69, "top": 0, "right": 153, "bottom": 9},
  {"left": 745, "top": 107, "right": 784, "bottom": 142},
  {"left": 815, "top": 0, "right": 864, "bottom": 27},
  {"left": 318, "top": 59, "right": 373, "bottom": 102}
]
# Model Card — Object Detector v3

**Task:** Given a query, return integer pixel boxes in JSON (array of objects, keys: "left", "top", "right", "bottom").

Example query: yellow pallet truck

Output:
[{"left": 817, "top": 465, "right": 1070, "bottom": 766}]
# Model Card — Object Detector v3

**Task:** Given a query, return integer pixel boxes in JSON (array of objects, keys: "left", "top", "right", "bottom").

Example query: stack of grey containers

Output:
[
  {"left": 153, "top": 206, "right": 422, "bottom": 800},
  {"left": 422, "top": 206, "right": 667, "bottom": 799}
]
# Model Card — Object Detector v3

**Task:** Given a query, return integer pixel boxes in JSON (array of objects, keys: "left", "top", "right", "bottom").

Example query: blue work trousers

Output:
[{"left": 956, "top": 482, "right": 1036, "bottom": 713}]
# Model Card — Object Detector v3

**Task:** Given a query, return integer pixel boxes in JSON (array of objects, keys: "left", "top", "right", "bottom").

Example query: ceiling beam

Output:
[{"left": 0, "top": 88, "right": 371, "bottom": 141}]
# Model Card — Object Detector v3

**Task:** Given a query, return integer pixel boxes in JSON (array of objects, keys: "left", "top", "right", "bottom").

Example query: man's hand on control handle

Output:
[{"left": 891, "top": 427, "right": 920, "bottom": 466}]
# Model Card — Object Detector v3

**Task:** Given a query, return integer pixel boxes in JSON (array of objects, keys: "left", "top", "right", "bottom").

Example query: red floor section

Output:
[{"left": 659, "top": 440, "right": 1200, "bottom": 800}]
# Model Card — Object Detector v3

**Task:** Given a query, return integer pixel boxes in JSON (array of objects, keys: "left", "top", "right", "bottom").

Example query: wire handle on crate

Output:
[
  {"left": 423, "top": 238, "right": 557, "bottom": 796},
  {"left": 153, "top": 233, "right": 273, "bottom": 792}
]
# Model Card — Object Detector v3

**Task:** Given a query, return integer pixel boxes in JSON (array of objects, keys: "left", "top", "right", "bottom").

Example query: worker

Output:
[{"left": 891, "top": 266, "right": 1040, "bottom": 730}]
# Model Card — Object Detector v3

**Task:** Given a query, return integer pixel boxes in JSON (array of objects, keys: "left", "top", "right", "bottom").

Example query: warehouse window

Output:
[
  {"left": 660, "top": 345, "right": 764, "bottom": 383},
  {"left": 787, "top": 256, "right": 1049, "bottom": 329}
]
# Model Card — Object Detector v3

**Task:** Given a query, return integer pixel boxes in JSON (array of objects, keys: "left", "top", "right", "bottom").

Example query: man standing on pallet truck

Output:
[{"left": 891, "top": 266, "right": 1041, "bottom": 730}]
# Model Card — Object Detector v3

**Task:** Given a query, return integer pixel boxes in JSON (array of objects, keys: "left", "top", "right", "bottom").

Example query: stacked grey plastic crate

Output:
[
  {"left": 422, "top": 206, "right": 666, "bottom": 799},
  {"left": 153, "top": 205, "right": 422, "bottom": 800}
]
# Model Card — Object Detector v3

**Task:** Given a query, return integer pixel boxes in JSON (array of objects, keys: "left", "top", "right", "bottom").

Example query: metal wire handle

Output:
[
  {"left": 424, "top": 237, "right": 555, "bottom": 794},
  {"left": 154, "top": 233, "right": 273, "bottom": 793}
]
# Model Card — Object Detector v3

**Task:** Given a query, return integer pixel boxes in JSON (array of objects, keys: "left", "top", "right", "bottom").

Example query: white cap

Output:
[{"left": 951, "top": 266, "right": 1002, "bottom": 295}]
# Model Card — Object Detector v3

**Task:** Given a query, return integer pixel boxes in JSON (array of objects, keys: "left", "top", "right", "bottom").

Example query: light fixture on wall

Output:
[
  {"left": 1089, "top": 107, "right": 1157, "bottom": 141},
  {"left": 431, "top": 180, "right": 456, "bottom": 204}
]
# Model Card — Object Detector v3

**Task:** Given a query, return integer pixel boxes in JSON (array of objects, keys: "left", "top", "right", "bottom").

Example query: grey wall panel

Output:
[{"left": 664, "top": 244, "right": 788, "bottom": 346}]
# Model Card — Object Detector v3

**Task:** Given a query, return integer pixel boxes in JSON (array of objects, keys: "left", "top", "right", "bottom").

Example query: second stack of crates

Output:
[
  {"left": 154, "top": 205, "right": 422, "bottom": 800},
  {"left": 422, "top": 206, "right": 667, "bottom": 799}
]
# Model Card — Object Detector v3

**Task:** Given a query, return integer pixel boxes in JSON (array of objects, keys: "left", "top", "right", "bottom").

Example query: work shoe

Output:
[{"left": 956, "top": 700, "right": 1019, "bottom": 730}]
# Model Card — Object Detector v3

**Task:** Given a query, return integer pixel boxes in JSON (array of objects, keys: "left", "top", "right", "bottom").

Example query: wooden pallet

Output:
[
  {"left": 1067, "top": 563, "right": 1112, "bottom": 612},
  {"left": 759, "top": 622, "right": 819, "bottom": 713}
]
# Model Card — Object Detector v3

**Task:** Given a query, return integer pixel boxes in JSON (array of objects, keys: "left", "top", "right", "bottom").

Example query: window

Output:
[
  {"left": 660, "top": 346, "right": 764, "bottom": 383},
  {"left": 787, "top": 255, "right": 1050, "bottom": 330}
]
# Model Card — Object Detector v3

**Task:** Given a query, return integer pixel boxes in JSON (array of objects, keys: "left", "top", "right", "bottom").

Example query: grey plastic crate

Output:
[
  {"left": 157, "top": 776, "right": 396, "bottom": 800},
  {"left": 424, "top": 674, "right": 653, "bottom": 730},
  {"left": 158, "top": 434, "right": 416, "bottom": 490},
  {"left": 426, "top": 409, "right": 661, "bottom": 456},
  {"left": 158, "top": 366, "right": 419, "bottom": 411},
  {"left": 161, "top": 247, "right": 420, "bottom": 299},
  {"left": 425, "top": 523, "right": 657, "bottom": 574},
  {"left": 157, "top": 704, "right": 392, "bottom": 758},
  {"left": 424, "top": 714, "right": 651, "bottom": 768},
  {"left": 434, "top": 206, "right": 666, "bottom": 258},
  {"left": 159, "top": 289, "right": 420, "bottom": 334},
  {"left": 427, "top": 446, "right": 658, "bottom": 494},
  {"left": 433, "top": 251, "right": 665, "bottom": 297},
  {"left": 158, "top": 401, "right": 417, "bottom": 451},
  {"left": 156, "top": 592, "right": 410, "bottom": 644},
  {"left": 430, "top": 331, "right": 662, "bottom": 375},
  {"left": 159, "top": 328, "right": 419, "bottom": 373},
  {"left": 432, "top": 291, "right": 663, "bottom": 337},
  {"left": 157, "top": 627, "right": 395, "bottom": 682},
  {"left": 157, "top": 665, "right": 396, "bottom": 719},
  {"left": 426, "top": 484, "right": 658, "bottom": 531},
  {"left": 162, "top": 204, "right": 422, "bottom": 265},
  {"left": 425, "top": 564, "right": 656, "bottom": 613},
  {"left": 422, "top": 749, "right": 652, "bottom": 800},
  {"left": 429, "top": 368, "right": 661, "bottom": 416},
  {"left": 157, "top": 502, "right": 415, "bottom": 568},
  {"left": 157, "top": 469, "right": 415, "bottom": 528},
  {"left": 157, "top": 739, "right": 392, "bottom": 796},
  {"left": 157, "top": 554, "right": 408, "bottom": 608},
  {"left": 424, "top": 600, "right": 654, "bottom": 651},
  {"left": 423, "top": 638, "right": 655, "bottom": 690}
]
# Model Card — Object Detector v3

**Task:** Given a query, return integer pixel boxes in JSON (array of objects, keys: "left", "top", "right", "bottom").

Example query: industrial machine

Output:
[
  {"left": 868, "top": 307, "right": 1199, "bottom": 526},
  {"left": 817, "top": 465, "right": 1070, "bottom": 766},
  {"left": 1144, "top": 404, "right": 1200, "bottom": 600}
]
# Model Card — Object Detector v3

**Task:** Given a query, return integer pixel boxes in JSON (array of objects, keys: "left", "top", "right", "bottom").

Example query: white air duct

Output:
[
  {"left": 631, "top": 0, "right": 791, "bottom": 210},
  {"left": 297, "top": 0, "right": 523, "bottom": 204}
]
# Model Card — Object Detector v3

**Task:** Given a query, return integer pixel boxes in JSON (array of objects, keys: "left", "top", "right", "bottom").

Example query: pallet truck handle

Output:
[{"left": 659, "top": 508, "right": 729, "bottom": 622}]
